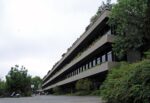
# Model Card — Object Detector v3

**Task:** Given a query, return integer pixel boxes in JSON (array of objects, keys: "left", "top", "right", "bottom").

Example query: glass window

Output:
[
  {"left": 97, "top": 57, "right": 101, "bottom": 64},
  {"left": 79, "top": 67, "right": 82, "bottom": 72},
  {"left": 86, "top": 64, "right": 89, "bottom": 70},
  {"left": 76, "top": 70, "right": 78, "bottom": 74},
  {"left": 102, "top": 54, "right": 106, "bottom": 63},
  {"left": 107, "top": 51, "right": 112, "bottom": 61},
  {"left": 93, "top": 59, "right": 96, "bottom": 67},
  {"left": 89, "top": 62, "right": 92, "bottom": 68},
  {"left": 105, "top": 30, "right": 111, "bottom": 35},
  {"left": 83, "top": 66, "right": 85, "bottom": 71}
]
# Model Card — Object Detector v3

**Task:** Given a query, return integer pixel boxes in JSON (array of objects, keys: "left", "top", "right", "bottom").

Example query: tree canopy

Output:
[
  {"left": 31, "top": 76, "right": 42, "bottom": 92},
  {"left": 109, "top": 0, "right": 150, "bottom": 58},
  {"left": 0, "top": 79, "right": 6, "bottom": 96},
  {"left": 6, "top": 65, "right": 31, "bottom": 96}
]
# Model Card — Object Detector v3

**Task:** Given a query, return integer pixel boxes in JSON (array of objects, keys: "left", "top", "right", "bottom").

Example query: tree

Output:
[
  {"left": 0, "top": 79, "right": 6, "bottom": 96},
  {"left": 109, "top": 0, "right": 150, "bottom": 58},
  {"left": 31, "top": 76, "right": 42, "bottom": 92},
  {"left": 6, "top": 65, "right": 31, "bottom": 96}
]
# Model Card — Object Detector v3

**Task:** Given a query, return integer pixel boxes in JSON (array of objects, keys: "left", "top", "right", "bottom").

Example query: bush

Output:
[
  {"left": 76, "top": 78, "right": 92, "bottom": 91},
  {"left": 74, "top": 91, "right": 91, "bottom": 96},
  {"left": 0, "top": 80, "right": 7, "bottom": 97},
  {"left": 90, "top": 90, "right": 101, "bottom": 96},
  {"left": 52, "top": 86, "right": 63, "bottom": 95},
  {"left": 100, "top": 60, "right": 150, "bottom": 103}
]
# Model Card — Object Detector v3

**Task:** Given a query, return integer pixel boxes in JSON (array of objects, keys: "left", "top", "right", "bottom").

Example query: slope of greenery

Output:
[{"left": 100, "top": 59, "right": 150, "bottom": 103}]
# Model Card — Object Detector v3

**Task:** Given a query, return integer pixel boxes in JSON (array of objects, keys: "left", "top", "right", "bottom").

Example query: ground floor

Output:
[{"left": 0, "top": 95, "right": 102, "bottom": 103}]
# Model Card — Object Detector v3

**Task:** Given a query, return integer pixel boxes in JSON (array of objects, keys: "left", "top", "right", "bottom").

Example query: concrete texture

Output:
[
  {"left": 0, "top": 95, "right": 103, "bottom": 103},
  {"left": 44, "top": 62, "right": 117, "bottom": 90}
]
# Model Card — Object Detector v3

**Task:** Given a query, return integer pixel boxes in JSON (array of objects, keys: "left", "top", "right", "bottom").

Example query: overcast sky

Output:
[{"left": 0, "top": 0, "right": 116, "bottom": 80}]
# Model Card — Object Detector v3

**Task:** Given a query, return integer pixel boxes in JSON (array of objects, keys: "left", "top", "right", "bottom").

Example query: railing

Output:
[
  {"left": 42, "top": 10, "right": 111, "bottom": 83},
  {"left": 43, "top": 61, "right": 117, "bottom": 90},
  {"left": 42, "top": 34, "right": 114, "bottom": 87}
]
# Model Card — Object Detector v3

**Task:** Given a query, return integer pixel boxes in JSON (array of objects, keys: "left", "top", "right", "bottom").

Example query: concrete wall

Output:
[
  {"left": 42, "top": 34, "right": 114, "bottom": 87},
  {"left": 43, "top": 10, "right": 111, "bottom": 82},
  {"left": 43, "top": 61, "right": 117, "bottom": 91}
]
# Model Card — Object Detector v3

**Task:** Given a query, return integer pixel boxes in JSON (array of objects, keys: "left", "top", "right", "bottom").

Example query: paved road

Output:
[{"left": 0, "top": 95, "right": 103, "bottom": 103}]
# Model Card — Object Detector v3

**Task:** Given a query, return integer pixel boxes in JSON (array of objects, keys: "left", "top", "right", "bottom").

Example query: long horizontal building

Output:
[{"left": 42, "top": 8, "right": 118, "bottom": 93}]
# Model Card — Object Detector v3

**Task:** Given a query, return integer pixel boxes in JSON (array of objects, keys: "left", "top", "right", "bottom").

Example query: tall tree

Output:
[
  {"left": 0, "top": 79, "right": 6, "bottom": 96},
  {"left": 109, "top": 0, "right": 149, "bottom": 58},
  {"left": 6, "top": 65, "right": 31, "bottom": 96},
  {"left": 31, "top": 76, "right": 42, "bottom": 92}
]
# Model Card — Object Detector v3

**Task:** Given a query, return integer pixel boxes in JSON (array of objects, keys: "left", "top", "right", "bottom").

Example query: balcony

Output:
[
  {"left": 43, "top": 61, "right": 117, "bottom": 90},
  {"left": 42, "top": 34, "right": 114, "bottom": 87},
  {"left": 43, "top": 10, "right": 111, "bottom": 81}
]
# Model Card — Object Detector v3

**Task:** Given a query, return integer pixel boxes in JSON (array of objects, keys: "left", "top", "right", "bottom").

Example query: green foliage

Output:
[
  {"left": 89, "top": 0, "right": 112, "bottom": 27},
  {"left": 52, "top": 86, "right": 63, "bottom": 95},
  {"left": 100, "top": 60, "right": 150, "bottom": 103},
  {"left": 31, "top": 76, "right": 42, "bottom": 92},
  {"left": 90, "top": 90, "right": 101, "bottom": 96},
  {"left": 6, "top": 65, "right": 31, "bottom": 96},
  {"left": 109, "top": 0, "right": 149, "bottom": 58},
  {"left": 75, "top": 78, "right": 92, "bottom": 91},
  {"left": 74, "top": 91, "right": 91, "bottom": 96},
  {"left": 0, "top": 79, "right": 7, "bottom": 97},
  {"left": 144, "top": 49, "right": 150, "bottom": 59}
]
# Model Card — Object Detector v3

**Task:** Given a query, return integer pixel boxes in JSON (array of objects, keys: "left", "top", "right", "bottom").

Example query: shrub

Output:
[
  {"left": 0, "top": 80, "right": 7, "bottom": 97},
  {"left": 100, "top": 60, "right": 150, "bottom": 103},
  {"left": 90, "top": 90, "right": 101, "bottom": 96},
  {"left": 52, "top": 86, "right": 63, "bottom": 95},
  {"left": 76, "top": 78, "right": 92, "bottom": 91},
  {"left": 74, "top": 91, "right": 91, "bottom": 96}
]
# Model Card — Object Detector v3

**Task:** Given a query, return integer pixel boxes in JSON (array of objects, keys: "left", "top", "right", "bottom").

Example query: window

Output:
[
  {"left": 76, "top": 70, "right": 78, "bottom": 75},
  {"left": 83, "top": 66, "right": 85, "bottom": 71},
  {"left": 97, "top": 57, "right": 101, "bottom": 65},
  {"left": 89, "top": 62, "right": 92, "bottom": 68},
  {"left": 102, "top": 54, "right": 106, "bottom": 63},
  {"left": 80, "top": 67, "right": 83, "bottom": 72},
  {"left": 86, "top": 64, "right": 89, "bottom": 70},
  {"left": 107, "top": 51, "right": 112, "bottom": 61},
  {"left": 93, "top": 59, "right": 96, "bottom": 67},
  {"left": 105, "top": 30, "right": 111, "bottom": 35},
  {"left": 78, "top": 68, "right": 80, "bottom": 74},
  {"left": 72, "top": 72, "right": 74, "bottom": 76}
]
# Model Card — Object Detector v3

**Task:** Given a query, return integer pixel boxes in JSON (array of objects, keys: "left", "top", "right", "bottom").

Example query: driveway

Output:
[{"left": 0, "top": 95, "right": 103, "bottom": 103}]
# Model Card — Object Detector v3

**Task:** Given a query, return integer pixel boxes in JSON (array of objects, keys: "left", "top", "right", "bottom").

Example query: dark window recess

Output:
[
  {"left": 97, "top": 57, "right": 101, "bottom": 65},
  {"left": 89, "top": 62, "right": 92, "bottom": 68},
  {"left": 93, "top": 59, "right": 96, "bottom": 67},
  {"left": 80, "top": 67, "right": 82, "bottom": 72},
  {"left": 83, "top": 66, "right": 85, "bottom": 71},
  {"left": 107, "top": 51, "right": 113, "bottom": 61},
  {"left": 86, "top": 64, "right": 89, "bottom": 70},
  {"left": 102, "top": 54, "right": 106, "bottom": 63}
]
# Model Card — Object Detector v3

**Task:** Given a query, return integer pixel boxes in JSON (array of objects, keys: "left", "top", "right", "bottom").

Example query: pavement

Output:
[{"left": 0, "top": 95, "right": 103, "bottom": 103}]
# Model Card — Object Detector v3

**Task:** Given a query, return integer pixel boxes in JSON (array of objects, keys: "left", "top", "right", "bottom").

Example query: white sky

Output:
[{"left": 0, "top": 0, "right": 116, "bottom": 80}]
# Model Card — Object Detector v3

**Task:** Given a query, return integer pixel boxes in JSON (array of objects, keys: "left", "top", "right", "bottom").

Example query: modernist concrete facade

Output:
[{"left": 42, "top": 9, "right": 117, "bottom": 92}]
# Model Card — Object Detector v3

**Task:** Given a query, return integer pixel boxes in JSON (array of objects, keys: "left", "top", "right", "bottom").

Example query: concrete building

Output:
[{"left": 42, "top": 9, "right": 118, "bottom": 93}]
